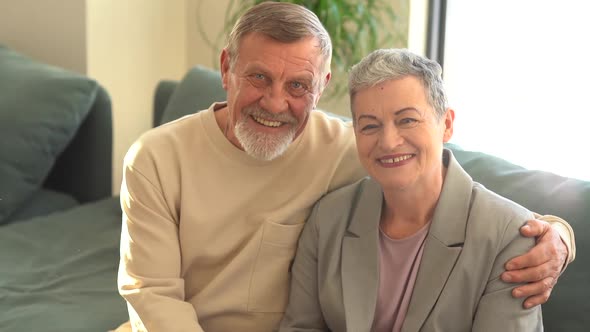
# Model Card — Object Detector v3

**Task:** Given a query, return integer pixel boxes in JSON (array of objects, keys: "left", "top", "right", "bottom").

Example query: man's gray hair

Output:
[
  {"left": 225, "top": 2, "right": 332, "bottom": 75},
  {"left": 348, "top": 48, "right": 448, "bottom": 119}
]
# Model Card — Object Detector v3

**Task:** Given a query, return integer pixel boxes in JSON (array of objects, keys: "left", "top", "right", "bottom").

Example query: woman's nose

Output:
[{"left": 379, "top": 125, "right": 404, "bottom": 150}]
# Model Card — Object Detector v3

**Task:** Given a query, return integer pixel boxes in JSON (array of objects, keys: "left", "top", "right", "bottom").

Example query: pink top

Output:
[{"left": 372, "top": 222, "right": 430, "bottom": 332}]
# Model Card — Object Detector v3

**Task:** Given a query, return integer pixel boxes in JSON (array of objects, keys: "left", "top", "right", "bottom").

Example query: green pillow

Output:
[
  {"left": 0, "top": 45, "right": 98, "bottom": 223},
  {"left": 159, "top": 65, "right": 227, "bottom": 125}
]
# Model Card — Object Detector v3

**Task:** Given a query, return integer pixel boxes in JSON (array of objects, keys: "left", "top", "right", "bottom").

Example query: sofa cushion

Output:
[
  {"left": 0, "top": 45, "right": 98, "bottom": 224},
  {"left": 6, "top": 189, "right": 79, "bottom": 223},
  {"left": 0, "top": 196, "right": 127, "bottom": 331},
  {"left": 159, "top": 65, "right": 227, "bottom": 125}
]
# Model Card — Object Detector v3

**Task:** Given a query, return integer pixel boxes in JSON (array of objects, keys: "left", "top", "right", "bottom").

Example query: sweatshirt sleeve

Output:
[
  {"left": 533, "top": 213, "right": 576, "bottom": 266},
  {"left": 117, "top": 142, "right": 205, "bottom": 332}
]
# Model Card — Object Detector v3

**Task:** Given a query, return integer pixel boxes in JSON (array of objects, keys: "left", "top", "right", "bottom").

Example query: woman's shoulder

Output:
[
  {"left": 471, "top": 182, "right": 535, "bottom": 223},
  {"left": 466, "top": 183, "right": 536, "bottom": 247}
]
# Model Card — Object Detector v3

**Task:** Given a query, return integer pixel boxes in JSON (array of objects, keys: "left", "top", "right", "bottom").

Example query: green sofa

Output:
[
  {"left": 0, "top": 50, "right": 587, "bottom": 331},
  {"left": 0, "top": 45, "right": 126, "bottom": 331}
]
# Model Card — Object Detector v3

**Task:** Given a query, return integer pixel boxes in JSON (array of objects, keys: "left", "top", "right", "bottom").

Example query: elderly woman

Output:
[{"left": 279, "top": 49, "right": 543, "bottom": 331}]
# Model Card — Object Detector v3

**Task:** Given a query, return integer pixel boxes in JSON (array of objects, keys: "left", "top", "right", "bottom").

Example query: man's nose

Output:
[{"left": 259, "top": 84, "right": 289, "bottom": 114}]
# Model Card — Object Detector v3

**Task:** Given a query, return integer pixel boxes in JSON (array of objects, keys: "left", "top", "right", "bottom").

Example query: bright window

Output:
[{"left": 443, "top": 0, "right": 590, "bottom": 181}]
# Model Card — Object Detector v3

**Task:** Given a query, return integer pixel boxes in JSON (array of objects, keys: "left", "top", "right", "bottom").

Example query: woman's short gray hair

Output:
[
  {"left": 348, "top": 48, "right": 448, "bottom": 119},
  {"left": 225, "top": 2, "right": 332, "bottom": 75}
]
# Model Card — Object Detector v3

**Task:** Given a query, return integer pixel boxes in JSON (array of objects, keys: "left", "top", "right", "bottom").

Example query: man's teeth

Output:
[
  {"left": 253, "top": 116, "right": 282, "bottom": 127},
  {"left": 381, "top": 155, "right": 413, "bottom": 164}
]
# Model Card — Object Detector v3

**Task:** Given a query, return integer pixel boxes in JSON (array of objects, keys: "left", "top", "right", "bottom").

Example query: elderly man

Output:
[{"left": 114, "top": 2, "right": 574, "bottom": 331}]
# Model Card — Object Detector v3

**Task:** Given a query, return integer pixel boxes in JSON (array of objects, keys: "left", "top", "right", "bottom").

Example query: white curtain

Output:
[{"left": 443, "top": 0, "right": 589, "bottom": 181}]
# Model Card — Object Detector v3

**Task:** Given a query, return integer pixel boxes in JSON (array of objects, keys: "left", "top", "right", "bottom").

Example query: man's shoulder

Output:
[
  {"left": 123, "top": 109, "right": 210, "bottom": 168},
  {"left": 307, "top": 110, "right": 354, "bottom": 142},
  {"left": 136, "top": 109, "right": 211, "bottom": 152}
]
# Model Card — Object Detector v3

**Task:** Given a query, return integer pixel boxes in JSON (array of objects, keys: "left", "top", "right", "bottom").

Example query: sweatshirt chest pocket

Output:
[{"left": 247, "top": 221, "right": 305, "bottom": 313}]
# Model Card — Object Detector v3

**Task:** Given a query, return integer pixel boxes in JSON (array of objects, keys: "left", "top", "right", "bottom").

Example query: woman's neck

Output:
[{"left": 379, "top": 166, "right": 447, "bottom": 239}]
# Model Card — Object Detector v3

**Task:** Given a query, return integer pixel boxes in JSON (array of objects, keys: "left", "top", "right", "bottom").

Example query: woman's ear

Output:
[{"left": 442, "top": 108, "right": 455, "bottom": 143}]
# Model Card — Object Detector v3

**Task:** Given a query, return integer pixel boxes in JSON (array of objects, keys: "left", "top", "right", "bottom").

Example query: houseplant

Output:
[{"left": 198, "top": 0, "right": 407, "bottom": 99}]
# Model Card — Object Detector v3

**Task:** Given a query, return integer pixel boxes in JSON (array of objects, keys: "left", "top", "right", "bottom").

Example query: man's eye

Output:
[
  {"left": 290, "top": 81, "right": 303, "bottom": 89},
  {"left": 248, "top": 74, "right": 267, "bottom": 87},
  {"left": 288, "top": 81, "right": 308, "bottom": 97}
]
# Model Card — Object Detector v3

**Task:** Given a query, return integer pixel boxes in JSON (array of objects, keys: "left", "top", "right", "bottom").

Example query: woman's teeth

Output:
[{"left": 380, "top": 154, "right": 413, "bottom": 164}]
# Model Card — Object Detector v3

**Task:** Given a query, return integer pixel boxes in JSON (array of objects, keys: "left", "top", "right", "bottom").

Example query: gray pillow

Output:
[
  {"left": 159, "top": 65, "right": 227, "bottom": 125},
  {"left": 0, "top": 45, "right": 98, "bottom": 223}
]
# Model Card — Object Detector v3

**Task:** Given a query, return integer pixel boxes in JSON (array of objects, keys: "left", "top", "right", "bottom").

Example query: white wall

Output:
[
  {"left": 86, "top": 0, "right": 188, "bottom": 193},
  {"left": 186, "top": 0, "right": 231, "bottom": 69},
  {"left": 0, "top": 0, "right": 87, "bottom": 73}
]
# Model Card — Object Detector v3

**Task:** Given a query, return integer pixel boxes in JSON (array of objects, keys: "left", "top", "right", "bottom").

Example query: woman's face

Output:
[{"left": 352, "top": 76, "right": 454, "bottom": 192}]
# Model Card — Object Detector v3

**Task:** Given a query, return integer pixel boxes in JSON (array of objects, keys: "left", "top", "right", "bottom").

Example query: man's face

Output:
[{"left": 220, "top": 32, "right": 330, "bottom": 160}]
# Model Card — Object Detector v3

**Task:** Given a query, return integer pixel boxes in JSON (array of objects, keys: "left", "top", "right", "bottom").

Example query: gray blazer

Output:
[{"left": 279, "top": 150, "right": 543, "bottom": 332}]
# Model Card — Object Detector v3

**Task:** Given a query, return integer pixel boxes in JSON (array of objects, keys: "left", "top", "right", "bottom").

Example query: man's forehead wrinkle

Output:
[{"left": 244, "top": 57, "right": 318, "bottom": 81}]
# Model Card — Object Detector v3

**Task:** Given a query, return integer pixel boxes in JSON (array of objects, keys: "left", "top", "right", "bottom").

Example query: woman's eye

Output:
[
  {"left": 360, "top": 124, "right": 379, "bottom": 133},
  {"left": 398, "top": 118, "right": 419, "bottom": 127},
  {"left": 254, "top": 73, "right": 265, "bottom": 80}
]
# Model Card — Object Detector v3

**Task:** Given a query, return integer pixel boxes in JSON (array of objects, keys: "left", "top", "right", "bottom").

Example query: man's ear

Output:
[
  {"left": 442, "top": 108, "right": 455, "bottom": 143},
  {"left": 323, "top": 71, "right": 332, "bottom": 89},
  {"left": 220, "top": 49, "right": 231, "bottom": 91},
  {"left": 314, "top": 71, "right": 332, "bottom": 108}
]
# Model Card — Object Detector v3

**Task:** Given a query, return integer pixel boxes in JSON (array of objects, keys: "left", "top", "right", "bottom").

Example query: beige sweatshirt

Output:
[{"left": 118, "top": 103, "right": 366, "bottom": 331}]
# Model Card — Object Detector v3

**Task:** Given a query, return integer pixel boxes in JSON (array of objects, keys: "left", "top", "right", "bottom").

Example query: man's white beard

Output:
[{"left": 234, "top": 118, "right": 297, "bottom": 161}]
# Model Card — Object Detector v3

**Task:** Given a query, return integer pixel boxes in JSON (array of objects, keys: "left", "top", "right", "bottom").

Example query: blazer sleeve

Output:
[
  {"left": 278, "top": 202, "right": 330, "bottom": 332},
  {"left": 117, "top": 143, "right": 205, "bottom": 332},
  {"left": 472, "top": 216, "right": 543, "bottom": 332}
]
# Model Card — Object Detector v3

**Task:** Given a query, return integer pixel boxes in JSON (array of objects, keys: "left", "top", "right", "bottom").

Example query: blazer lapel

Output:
[
  {"left": 342, "top": 179, "right": 383, "bottom": 332},
  {"left": 402, "top": 150, "right": 474, "bottom": 332}
]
